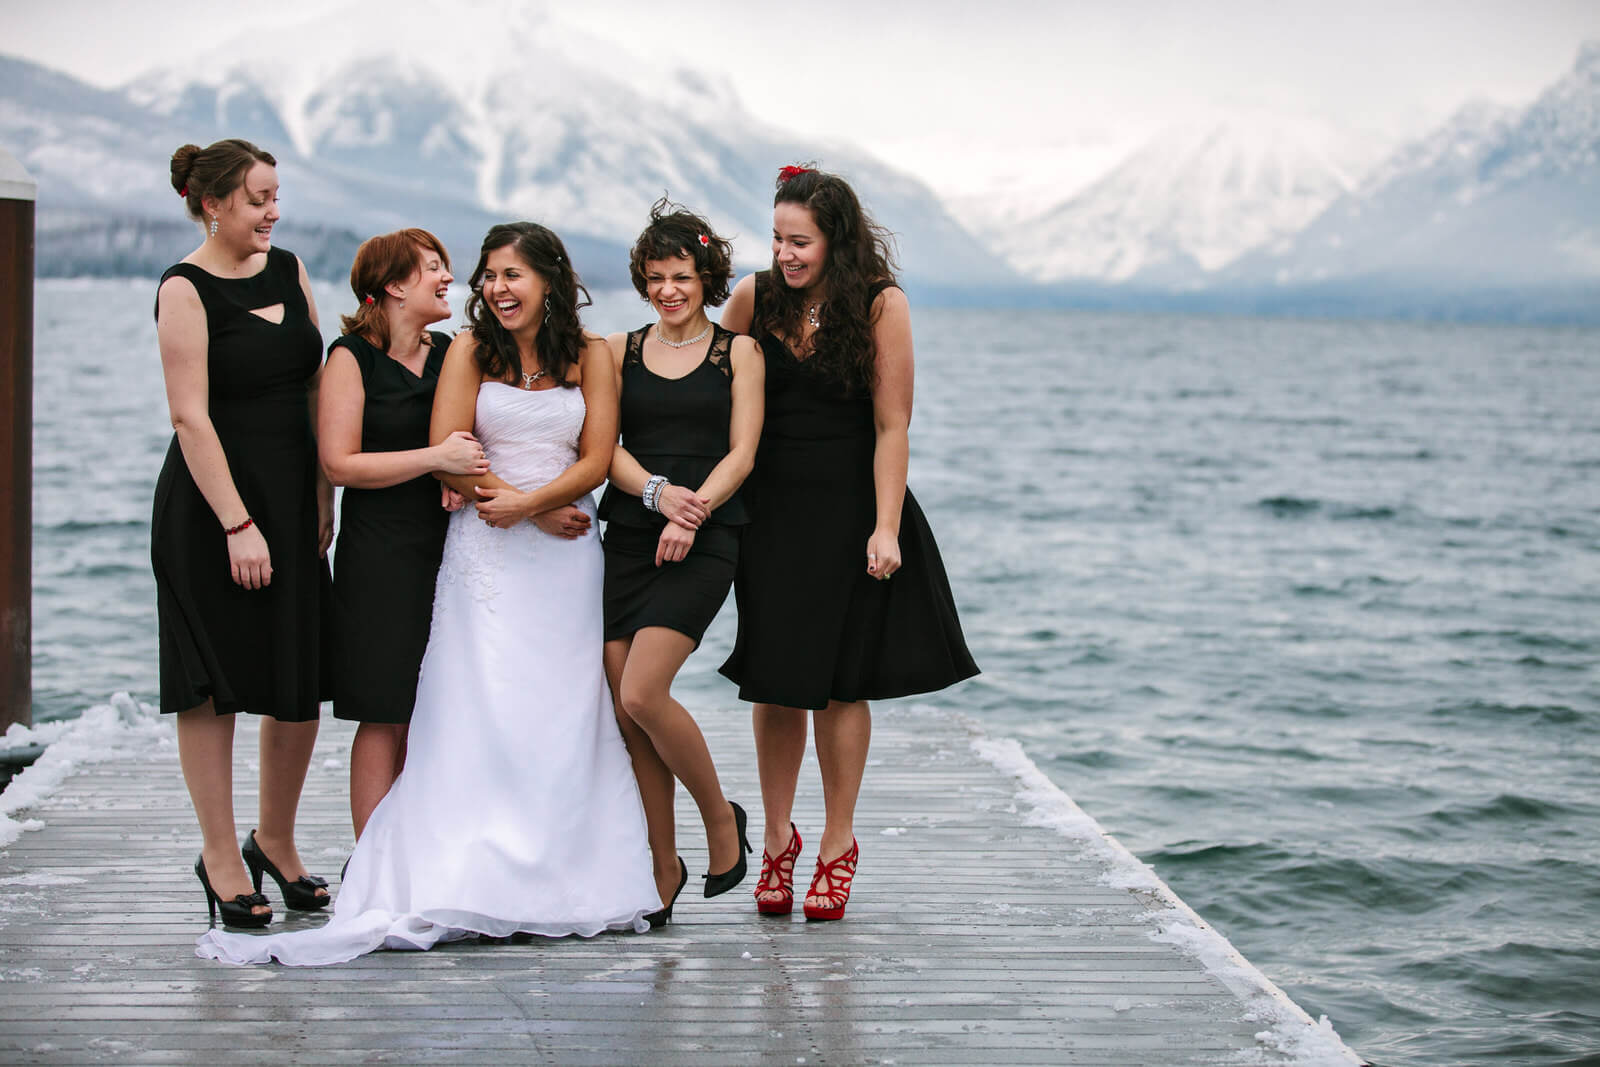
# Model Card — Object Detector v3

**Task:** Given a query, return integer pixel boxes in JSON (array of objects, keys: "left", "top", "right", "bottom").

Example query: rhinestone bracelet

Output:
[{"left": 642, "top": 475, "right": 669, "bottom": 513}]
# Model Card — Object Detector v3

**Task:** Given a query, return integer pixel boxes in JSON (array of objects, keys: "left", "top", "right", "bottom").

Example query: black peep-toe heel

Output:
[
  {"left": 242, "top": 830, "right": 330, "bottom": 911},
  {"left": 195, "top": 855, "right": 271, "bottom": 929},
  {"left": 703, "top": 801, "right": 753, "bottom": 898}
]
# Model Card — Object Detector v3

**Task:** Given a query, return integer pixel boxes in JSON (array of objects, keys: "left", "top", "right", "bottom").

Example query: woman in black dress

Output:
[
  {"left": 719, "top": 166, "right": 979, "bottom": 921},
  {"left": 600, "top": 202, "right": 763, "bottom": 923},
  {"left": 317, "top": 229, "right": 489, "bottom": 839},
  {"left": 154, "top": 139, "right": 334, "bottom": 927}
]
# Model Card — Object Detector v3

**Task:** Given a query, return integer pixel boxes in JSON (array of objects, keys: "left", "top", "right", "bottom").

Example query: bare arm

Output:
[
  {"left": 474, "top": 336, "right": 619, "bottom": 527},
  {"left": 866, "top": 286, "right": 912, "bottom": 580},
  {"left": 297, "top": 256, "right": 335, "bottom": 555},
  {"left": 157, "top": 275, "right": 274, "bottom": 589},
  {"left": 429, "top": 332, "right": 521, "bottom": 499},
  {"left": 720, "top": 274, "right": 756, "bottom": 335},
  {"left": 691, "top": 335, "right": 764, "bottom": 510},
  {"left": 318, "top": 345, "right": 488, "bottom": 489}
]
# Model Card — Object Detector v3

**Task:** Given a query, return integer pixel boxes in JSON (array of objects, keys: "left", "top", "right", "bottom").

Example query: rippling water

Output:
[{"left": 30, "top": 278, "right": 1600, "bottom": 1065}]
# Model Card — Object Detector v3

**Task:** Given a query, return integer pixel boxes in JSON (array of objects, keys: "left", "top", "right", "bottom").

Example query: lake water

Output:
[{"left": 27, "top": 277, "right": 1600, "bottom": 1065}]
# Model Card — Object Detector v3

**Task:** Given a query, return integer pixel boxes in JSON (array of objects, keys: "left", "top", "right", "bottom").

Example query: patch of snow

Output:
[{"left": 1, "top": 693, "right": 171, "bottom": 848}]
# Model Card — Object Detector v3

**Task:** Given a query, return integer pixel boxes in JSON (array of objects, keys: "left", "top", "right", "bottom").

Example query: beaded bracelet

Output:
[
  {"left": 224, "top": 516, "right": 254, "bottom": 536},
  {"left": 642, "top": 475, "right": 669, "bottom": 513}
]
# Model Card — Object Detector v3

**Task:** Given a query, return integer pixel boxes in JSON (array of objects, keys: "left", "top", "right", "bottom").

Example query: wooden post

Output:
[{"left": 0, "top": 150, "right": 35, "bottom": 733}]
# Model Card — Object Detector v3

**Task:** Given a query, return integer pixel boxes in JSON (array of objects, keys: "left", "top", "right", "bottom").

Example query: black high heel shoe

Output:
[
  {"left": 242, "top": 830, "right": 330, "bottom": 911},
  {"left": 195, "top": 855, "right": 271, "bottom": 929},
  {"left": 703, "top": 801, "right": 753, "bottom": 898},
  {"left": 644, "top": 856, "right": 688, "bottom": 929}
]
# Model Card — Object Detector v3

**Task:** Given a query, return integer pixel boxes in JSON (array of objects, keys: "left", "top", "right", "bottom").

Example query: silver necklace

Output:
[
  {"left": 806, "top": 303, "right": 822, "bottom": 328},
  {"left": 520, "top": 369, "right": 547, "bottom": 389},
  {"left": 656, "top": 322, "right": 713, "bottom": 349}
]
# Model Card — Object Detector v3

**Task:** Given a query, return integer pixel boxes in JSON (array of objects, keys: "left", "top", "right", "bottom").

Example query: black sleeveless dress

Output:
[
  {"left": 718, "top": 272, "right": 978, "bottom": 709},
  {"left": 151, "top": 246, "right": 331, "bottom": 721},
  {"left": 329, "top": 332, "right": 451, "bottom": 724},
  {"left": 599, "top": 324, "right": 746, "bottom": 645}
]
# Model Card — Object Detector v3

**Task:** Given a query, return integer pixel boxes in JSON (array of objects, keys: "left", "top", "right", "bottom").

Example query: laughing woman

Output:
[
  {"left": 154, "top": 139, "right": 333, "bottom": 928},
  {"left": 599, "top": 201, "right": 763, "bottom": 924},
  {"left": 317, "top": 229, "right": 489, "bottom": 839},
  {"left": 719, "top": 165, "right": 978, "bottom": 921}
]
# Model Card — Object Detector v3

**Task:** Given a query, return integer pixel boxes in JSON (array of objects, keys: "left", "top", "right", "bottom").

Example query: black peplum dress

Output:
[
  {"left": 718, "top": 272, "right": 978, "bottom": 710},
  {"left": 328, "top": 331, "right": 451, "bottom": 724},
  {"left": 150, "top": 246, "right": 331, "bottom": 721},
  {"left": 599, "top": 324, "right": 746, "bottom": 646}
]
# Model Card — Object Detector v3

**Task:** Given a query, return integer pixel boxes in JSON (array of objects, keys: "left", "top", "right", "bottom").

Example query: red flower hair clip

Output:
[
  {"left": 778, "top": 165, "right": 814, "bottom": 184},
  {"left": 697, "top": 234, "right": 710, "bottom": 246},
  {"left": 178, "top": 185, "right": 189, "bottom": 198},
  {"left": 364, "top": 295, "right": 376, "bottom": 305}
]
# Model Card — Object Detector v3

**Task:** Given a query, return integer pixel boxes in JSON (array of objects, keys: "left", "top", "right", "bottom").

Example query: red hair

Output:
[{"left": 339, "top": 229, "right": 451, "bottom": 350}]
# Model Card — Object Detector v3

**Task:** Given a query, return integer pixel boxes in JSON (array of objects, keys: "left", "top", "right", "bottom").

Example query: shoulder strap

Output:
[
  {"left": 154, "top": 263, "right": 212, "bottom": 323},
  {"left": 330, "top": 334, "right": 380, "bottom": 380},
  {"left": 624, "top": 326, "right": 649, "bottom": 365},
  {"left": 707, "top": 324, "right": 734, "bottom": 376}
]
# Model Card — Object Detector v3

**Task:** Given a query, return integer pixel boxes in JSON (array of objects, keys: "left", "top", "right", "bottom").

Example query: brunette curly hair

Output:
[
  {"left": 627, "top": 197, "right": 734, "bottom": 307},
  {"left": 464, "top": 223, "right": 590, "bottom": 389},
  {"left": 339, "top": 228, "right": 451, "bottom": 351},
  {"left": 756, "top": 165, "right": 899, "bottom": 394},
  {"left": 169, "top": 139, "right": 276, "bottom": 220}
]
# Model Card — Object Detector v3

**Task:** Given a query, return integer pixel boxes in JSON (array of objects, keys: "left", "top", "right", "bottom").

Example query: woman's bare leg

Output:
[
  {"left": 176, "top": 702, "right": 267, "bottom": 918},
  {"left": 752, "top": 701, "right": 808, "bottom": 906},
  {"left": 349, "top": 721, "right": 408, "bottom": 839},
  {"left": 252, "top": 716, "right": 326, "bottom": 901},
  {"left": 808, "top": 699, "right": 871, "bottom": 908},
  {"left": 606, "top": 636, "right": 682, "bottom": 907}
]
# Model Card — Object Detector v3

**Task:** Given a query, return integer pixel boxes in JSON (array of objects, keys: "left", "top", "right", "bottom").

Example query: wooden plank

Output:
[{"left": 0, "top": 706, "right": 1358, "bottom": 1064}]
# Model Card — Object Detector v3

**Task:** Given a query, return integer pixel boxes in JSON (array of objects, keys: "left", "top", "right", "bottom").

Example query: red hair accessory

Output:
[
  {"left": 363, "top": 295, "right": 375, "bottom": 305},
  {"left": 179, "top": 185, "right": 188, "bottom": 198},
  {"left": 778, "top": 165, "right": 814, "bottom": 184},
  {"left": 697, "top": 234, "right": 710, "bottom": 246}
]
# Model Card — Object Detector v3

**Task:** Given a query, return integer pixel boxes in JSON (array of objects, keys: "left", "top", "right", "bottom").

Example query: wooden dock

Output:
[{"left": 0, "top": 703, "right": 1360, "bottom": 1065}]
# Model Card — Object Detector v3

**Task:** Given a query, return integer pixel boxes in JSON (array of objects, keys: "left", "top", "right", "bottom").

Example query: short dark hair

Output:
[{"left": 627, "top": 197, "right": 734, "bottom": 308}]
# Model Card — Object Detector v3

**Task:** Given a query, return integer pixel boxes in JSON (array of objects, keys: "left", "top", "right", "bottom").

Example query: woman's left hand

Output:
[
  {"left": 866, "top": 528, "right": 900, "bottom": 580},
  {"left": 657, "top": 522, "right": 696, "bottom": 566},
  {"left": 473, "top": 486, "right": 530, "bottom": 529},
  {"left": 317, "top": 490, "right": 335, "bottom": 557}
]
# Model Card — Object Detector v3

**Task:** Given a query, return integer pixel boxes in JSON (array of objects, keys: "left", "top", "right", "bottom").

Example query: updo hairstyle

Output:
[
  {"left": 627, "top": 197, "right": 734, "bottom": 308},
  {"left": 169, "top": 139, "right": 277, "bottom": 219},
  {"left": 339, "top": 229, "right": 452, "bottom": 352}
]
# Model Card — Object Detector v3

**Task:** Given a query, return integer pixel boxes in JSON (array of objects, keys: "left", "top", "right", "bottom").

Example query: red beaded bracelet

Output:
[{"left": 224, "top": 517, "right": 254, "bottom": 536}]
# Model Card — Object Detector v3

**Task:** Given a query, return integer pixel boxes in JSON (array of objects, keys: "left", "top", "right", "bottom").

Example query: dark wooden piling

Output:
[{"left": 0, "top": 150, "right": 36, "bottom": 734}]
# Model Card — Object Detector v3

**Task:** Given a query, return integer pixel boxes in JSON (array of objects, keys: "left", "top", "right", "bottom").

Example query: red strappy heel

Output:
[
  {"left": 754, "top": 823, "right": 802, "bottom": 915},
  {"left": 802, "top": 838, "right": 858, "bottom": 922}
]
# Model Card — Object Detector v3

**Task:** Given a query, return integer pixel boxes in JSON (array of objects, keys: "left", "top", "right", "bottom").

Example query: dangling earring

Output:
[
  {"left": 208, "top": 215, "right": 219, "bottom": 239},
  {"left": 544, "top": 296, "right": 551, "bottom": 318},
  {"left": 397, "top": 290, "right": 406, "bottom": 309}
]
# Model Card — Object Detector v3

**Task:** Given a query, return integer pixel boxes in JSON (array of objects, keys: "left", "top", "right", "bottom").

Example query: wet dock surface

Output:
[{"left": 0, "top": 705, "right": 1357, "bottom": 1064}]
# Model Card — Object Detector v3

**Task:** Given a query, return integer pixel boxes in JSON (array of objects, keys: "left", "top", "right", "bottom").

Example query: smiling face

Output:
[
  {"left": 208, "top": 161, "right": 279, "bottom": 255},
  {"left": 480, "top": 244, "right": 549, "bottom": 335},
  {"left": 644, "top": 253, "right": 706, "bottom": 328},
  {"left": 772, "top": 201, "right": 828, "bottom": 293},
  {"left": 399, "top": 243, "right": 454, "bottom": 325}
]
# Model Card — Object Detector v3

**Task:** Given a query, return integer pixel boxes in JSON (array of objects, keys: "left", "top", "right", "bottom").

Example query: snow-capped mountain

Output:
[
  {"left": 1230, "top": 41, "right": 1600, "bottom": 288},
  {"left": 5, "top": 0, "right": 1013, "bottom": 289},
  {"left": 976, "top": 112, "right": 1393, "bottom": 285}
]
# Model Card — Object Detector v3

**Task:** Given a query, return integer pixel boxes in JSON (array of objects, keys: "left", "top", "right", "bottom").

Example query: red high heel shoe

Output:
[
  {"left": 754, "top": 823, "right": 802, "bottom": 915},
  {"left": 802, "top": 838, "right": 858, "bottom": 922}
]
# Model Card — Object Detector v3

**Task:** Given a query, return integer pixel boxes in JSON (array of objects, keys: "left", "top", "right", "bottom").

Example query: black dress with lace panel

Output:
[
  {"left": 599, "top": 324, "right": 745, "bottom": 645},
  {"left": 717, "top": 271, "right": 978, "bottom": 709},
  {"left": 150, "top": 246, "right": 332, "bottom": 720}
]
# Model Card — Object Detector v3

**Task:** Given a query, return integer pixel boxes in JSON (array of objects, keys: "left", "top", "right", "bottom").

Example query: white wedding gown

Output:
[{"left": 197, "top": 383, "right": 659, "bottom": 966}]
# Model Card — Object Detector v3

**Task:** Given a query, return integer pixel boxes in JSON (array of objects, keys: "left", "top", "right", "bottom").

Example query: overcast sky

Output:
[{"left": 5, "top": 0, "right": 1597, "bottom": 197}]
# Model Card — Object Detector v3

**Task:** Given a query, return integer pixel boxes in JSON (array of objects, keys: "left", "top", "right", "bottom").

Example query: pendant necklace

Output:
[
  {"left": 806, "top": 303, "right": 822, "bottom": 329},
  {"left": 657, "top": 322, "right": 713, "bottom": 349},
  {"left": 520, "top": 369, "right": 547, "bottom": 389}
]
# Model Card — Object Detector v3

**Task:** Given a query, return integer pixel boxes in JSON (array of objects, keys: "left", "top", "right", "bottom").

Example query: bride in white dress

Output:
[{"left": 198, "top": 223, "right": 660, "bottom": 966}]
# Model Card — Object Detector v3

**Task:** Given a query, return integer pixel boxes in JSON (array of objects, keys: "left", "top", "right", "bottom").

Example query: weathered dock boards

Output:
[{"left": 0, "top": 705, "right": 1358, "bottom": 1065}]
